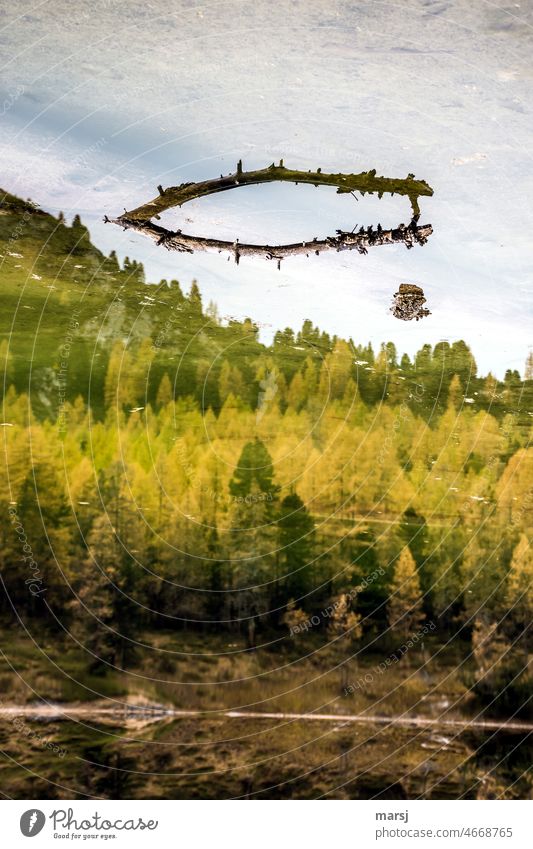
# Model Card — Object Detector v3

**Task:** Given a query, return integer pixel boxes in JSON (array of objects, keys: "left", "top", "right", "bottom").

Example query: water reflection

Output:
[{"left": 0, "top": 707, "right": 530, "bottom": 799}]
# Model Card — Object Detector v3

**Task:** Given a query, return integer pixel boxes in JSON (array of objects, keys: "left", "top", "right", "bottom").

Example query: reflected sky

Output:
[{"left": 1, "top": 0, "right": 532, "bottom": 374}]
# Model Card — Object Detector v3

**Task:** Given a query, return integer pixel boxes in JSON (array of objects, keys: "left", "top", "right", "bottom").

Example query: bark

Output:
[
  {"left": 118, "top": 161, "right": 433, "bottom": 222},
  {"left": 106, "top": 215, "right": 433, "bottom": 267}
]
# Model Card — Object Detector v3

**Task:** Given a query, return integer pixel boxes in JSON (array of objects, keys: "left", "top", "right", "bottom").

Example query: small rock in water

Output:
[{"left": 390, "top": 283, "right": 431, "bottom": 321}]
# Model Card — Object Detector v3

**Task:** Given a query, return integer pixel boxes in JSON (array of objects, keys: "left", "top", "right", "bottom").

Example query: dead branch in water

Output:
[
  {"left": 106, "top": 215, "right": 433, "bottom": 267},
  {"left": 107, "top": 161, "right": 433, "bottom": 264},
  {"left": 116, "top": 161, "right": 433, "bottom": 222}
]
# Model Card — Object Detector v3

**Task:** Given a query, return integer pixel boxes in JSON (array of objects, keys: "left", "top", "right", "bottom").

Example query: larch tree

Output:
[
  {"left": 387, "top": 546, "right": 425, "bottom": 642},
  {"left": 156, "top": 372, "right": 173, "bottom": 408},
  {"left": 104, "top": 341, "right": 131, "bottom": 410},
  {"left": 127, "top": 337, "right": 154, "bottom": 407},
  {"left": 277, "top": 491, "right": 315, "bottom": 601},
  {"left": 447, "top": 373, "right": 463, "bottom": 410},
  {"left": 188, "top": 281, "right": 203, "bottom": 314},
  {"left": 218, "top": 361, "right": 245, "bottom": 405},
  {"left": 229, "top": 438, "right": 279, "bottom": 506},
  {"left": 328, "top": 592, "right": 362, "bottom": 644},
  {"left": 506, "top": 533, "right": 533, "bottom": 653},
  {"left": 287, "top": 372, "right": 306, "bottom": 412},
  {"left": 73, "top": 513, "right": 123, "bottom": 674},
  {"left": 12, "top": 461, "right": 74, "bottom": 614},
  {"left": 281, "top": 599, "right": 309, "bottom": 634},
  {"left": 228, "top": 439, "right": 280, "bottom": 644},
  {"left": 229, "top": 488, "right": 277, "bottom": 647},
  {"left": 471, "top": 616, "right": 512, "bottom": 688},
  {"left": 328, "top": 592, "right": 363, "bottom": 690},
  {"left": 318, "top": 339, "right": 353, "bottom": 401}
]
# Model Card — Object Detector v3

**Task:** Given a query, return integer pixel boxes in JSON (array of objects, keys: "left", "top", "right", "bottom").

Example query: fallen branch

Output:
[
  {"left": 107, "top": 161, "right": 433, "bottom": 264},
  {"left": 115, "top": 161, "right": 433, "bottom": 223},
  {"left": 106, "top": 216, "right": 433, "bottom": 267}
]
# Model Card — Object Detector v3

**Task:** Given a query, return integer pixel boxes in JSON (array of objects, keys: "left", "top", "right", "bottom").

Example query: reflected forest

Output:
[{"left": 1, "top": 189, "right": 532, "bottom": 800}]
